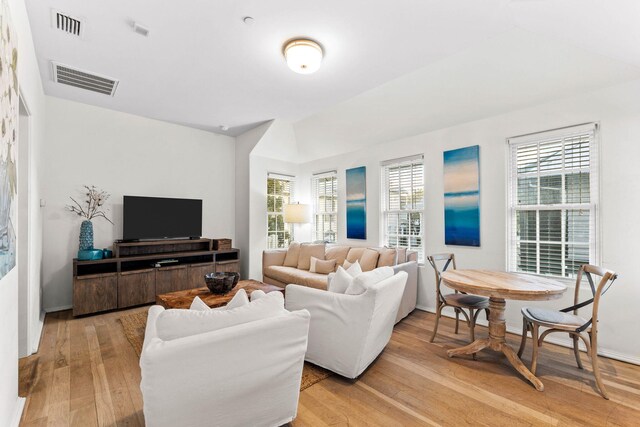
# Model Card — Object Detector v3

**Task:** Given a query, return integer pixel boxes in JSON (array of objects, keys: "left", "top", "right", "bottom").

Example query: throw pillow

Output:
[
  {"left": 345, "top": 266, "right": 394, "bottom": 295},
  {"left": 376, "top": 247, "right": 397, "bottom": 267},
  {"left": 283, "top": 242, "right": 301, "bottom": 267},
  {"left": 325, "top": 245, "right": 350, "bottom": 270},
  {"left": 327, "top": 266, "right": 354, "bottom": 294},
  {"left": 359, "top": 248, "right": 380, "bottom": 272},
  {"left": 395, "top": 247, "right": 407, "bottom": 264},
  {"left": 345, "top": 247, "right": 366, "bottom": 263},
  {"left": 189, "top": 296, "right": 210, "bottom": 311},
  {"left": 310, "top": 257, "right": 336, "bottom": 274},
  {"left": 250, "top": 289, "right": 266, "bottom": 301},
  {"left": 225, "top": 288, "right": 249, "bottom": 310},
  {"left": 344, "top": 260, "right": 363, "bottom": 277},
  {"left": 157, "top": 291, "right": 286, "bottom": 341},
  {"left": 297, "top": 243, "right": 326, "bottom": 270}
]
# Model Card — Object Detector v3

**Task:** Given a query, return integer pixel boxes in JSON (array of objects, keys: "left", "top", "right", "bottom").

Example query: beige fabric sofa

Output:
[{"left": 263, "top": 244, "right": 418, "bottom": 322}]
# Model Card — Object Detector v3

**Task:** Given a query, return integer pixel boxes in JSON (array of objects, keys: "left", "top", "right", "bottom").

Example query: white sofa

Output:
[
  {"left": 140, "top": 305, "right": 310, "bottom": 427},
  {"left": 263, "top": 244, "right": 418, "bottom": 323},
  {"left": 285, "top": 271, "right": 408, "bottom": 379}
]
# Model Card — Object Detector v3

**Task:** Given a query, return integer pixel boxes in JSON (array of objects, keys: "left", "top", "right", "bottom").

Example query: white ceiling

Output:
[
  {"left": 293, "top": 27, "right": 640, "bottom": 161},
  {"left": 25, "top": 0, "right": 640, "bottom": 139}
]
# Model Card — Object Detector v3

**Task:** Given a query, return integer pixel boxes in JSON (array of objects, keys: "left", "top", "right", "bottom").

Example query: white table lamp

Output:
[{"left": 284, "top": 203, "right": 311, "bottom": 224}]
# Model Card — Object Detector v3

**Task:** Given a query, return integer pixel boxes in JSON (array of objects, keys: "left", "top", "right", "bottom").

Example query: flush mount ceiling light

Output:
[{"left": 283, "top": 39, "right": 323, "bottom": 74}]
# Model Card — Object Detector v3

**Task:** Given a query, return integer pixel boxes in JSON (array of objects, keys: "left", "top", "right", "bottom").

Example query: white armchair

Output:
[
  {"left": 140, "top": 305, "right": 310, "bottom": 427},
  {"left": 284, "top": 271, "right": 408, "bottom": 379}
]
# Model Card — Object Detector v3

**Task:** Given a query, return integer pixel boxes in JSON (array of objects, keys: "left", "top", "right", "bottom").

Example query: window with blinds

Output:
[
  {"left": 507, "top": 124, "right": 598, "bottom": 278},
  {"left": 312, "top": 171, "right": 338, "bottom": 242},
  {"left": 267, "top": 174, "right": 294, "bottom": 249},
  {"left": 381, "top": 155, "right": 425, "bottom": 262}
]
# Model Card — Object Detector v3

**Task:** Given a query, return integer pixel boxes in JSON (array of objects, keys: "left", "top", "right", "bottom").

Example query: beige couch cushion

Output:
[
  {"left": 376, "top": 248, "right": 397, "bottom": 267},
  {"left": 360, "top": 248, "right": 380, "bottom": 272},
  {"left": 297, "top": 243, "right": 326, "bottom": 270},
  {"left": 395, "top": 247, "right": 407, "bottom": 264},
  {"left": 346, "top": 247, "right": 366, "bottom": 263},
  {"left": 310, "top": 257, "right": 336, "bottom": 274},
  {"left": 264, "top": 266, "right": 328, "bottom": 290},
  {"left": 325, "top": 245, "right": 350, "bottom": 270},
  {"left": 283, "top": 242, "right": 301, "bottom": 267}
]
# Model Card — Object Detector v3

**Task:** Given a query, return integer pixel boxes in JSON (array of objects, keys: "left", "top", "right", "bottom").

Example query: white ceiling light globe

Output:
[{"left": 284, "top": 39, "right": 323, "bottom": 74}]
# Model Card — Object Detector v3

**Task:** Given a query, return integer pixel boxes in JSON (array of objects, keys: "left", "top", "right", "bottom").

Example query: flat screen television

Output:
[{"left": 123, "top": 196, "right": 202, "bottom": 240}]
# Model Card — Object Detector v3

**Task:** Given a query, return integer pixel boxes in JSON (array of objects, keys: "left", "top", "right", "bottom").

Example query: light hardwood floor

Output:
[{"left": 19, "top": 308, "right": 640, "bottom": 426}]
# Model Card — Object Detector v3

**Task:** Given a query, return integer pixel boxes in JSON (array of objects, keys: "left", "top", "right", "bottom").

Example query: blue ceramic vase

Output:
[{"left": 79, "top": 220, "right": 94, "bottom": 250}]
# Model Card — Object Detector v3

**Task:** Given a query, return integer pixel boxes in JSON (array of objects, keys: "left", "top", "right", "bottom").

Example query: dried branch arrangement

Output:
[{"left": 67, "top": 185, "right": 114, "bottom": 224}]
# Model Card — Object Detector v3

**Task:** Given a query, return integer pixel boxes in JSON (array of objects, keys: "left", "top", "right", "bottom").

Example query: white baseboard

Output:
[
  {"left": 44, "top": 304, "right": 72, "bottom": 313},
  {"left": 11, "top": 397, "right": 25, "bottom": 427},
  {"left": 31, "top": 314, "right": 45, "bottom": 354},
  {"left": 414, "top": 305, "right": 640, "bottom": 366}
]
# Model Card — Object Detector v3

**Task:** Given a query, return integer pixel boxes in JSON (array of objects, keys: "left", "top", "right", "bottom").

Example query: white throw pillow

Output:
[
  {"left": 224, "top": 288, "right": 249, "bottom": 310},
  {"left": 344, "top": 260, "right": 363, "bottom": 277},
  {"left": 157, "top": 291, "right": 286, "bottom": 341},
  {"left": 193, "top": 289, "right": 250, "bottom": 311},
  {"left": 250, "top": 289, "right": 266, "bottom": 301},
  {"left": 345, "top": 267, "right": 394, "bottom": 295},
  {"left": 189, "top": 296, "right": 210, "bottom": 311},
  {"left": 327, "top": 266, "right": 354, "bottom": 294}
]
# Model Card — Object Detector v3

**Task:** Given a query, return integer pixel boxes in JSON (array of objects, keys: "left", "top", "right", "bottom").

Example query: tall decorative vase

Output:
[{"left": 79, "top": 220, "right": 94, "bottom": 250}]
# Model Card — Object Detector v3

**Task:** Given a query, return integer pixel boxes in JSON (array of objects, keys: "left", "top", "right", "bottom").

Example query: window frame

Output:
[
  {"left": 380, "top": 154, "right": 425, "bottom": 263},
  {"left": 311, "top": 170, "right": 338, "bottom": 243},
  {"left": 506, "top": 123, "right": 600, "bottom": 280},
  {"left": 266, "top": 173, "right": 295, "bottom": 249}
]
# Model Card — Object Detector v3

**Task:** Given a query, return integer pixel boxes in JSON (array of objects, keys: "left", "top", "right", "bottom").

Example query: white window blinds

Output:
[
  {"left": 381, "top": 155, "right": 425, "bottom": 262},
  {"left": 267, "top": 173, "right": 295, "bottom": 249},
  {"left": 507, "top": 123, "right": 598, "bottom": 278},
  {"left": 312, "top": 171, "right": 338, "bottom": 242}
]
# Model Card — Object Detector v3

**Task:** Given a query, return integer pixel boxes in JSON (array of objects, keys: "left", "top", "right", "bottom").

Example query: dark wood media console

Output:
[{"left": 72, "top": 238, "right": 240, "bottom": 316}]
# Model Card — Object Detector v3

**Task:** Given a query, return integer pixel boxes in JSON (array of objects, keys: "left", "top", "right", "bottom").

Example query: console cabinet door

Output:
[
  {"left": 156, "top": 265, "right": 189, "bottom": 294},
  {"left": 73, "top": 273, "right": 118, "bottom": 316},
  {"left": 215, "top": 261, "right": 240, "bottom": 274},
  {"left": 188, "top": 263, "right": 215, "bottom": 289},
  {"left": 118, "top": 269, "right": 156, "bottom": 308}
]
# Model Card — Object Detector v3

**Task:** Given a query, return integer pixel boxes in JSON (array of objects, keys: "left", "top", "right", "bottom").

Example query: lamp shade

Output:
[{"left": 284, "top": 203, "right": 311, "bottom": 224}]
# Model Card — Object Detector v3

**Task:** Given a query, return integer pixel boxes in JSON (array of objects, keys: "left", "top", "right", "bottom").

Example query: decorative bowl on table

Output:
[{"left": 204, "top": 272, "right": 240, "bottom": 294}]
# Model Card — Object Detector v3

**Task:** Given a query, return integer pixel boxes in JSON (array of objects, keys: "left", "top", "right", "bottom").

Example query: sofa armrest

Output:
[
  {"left": 263, "top": 249, "right": 287, "bottom": 271},
  {"left": 141, "top": 305, "right": 165, "bottom": 356},
  {"left": 406, "top": 250, "right": 418, "bottom": 263},
  {"left": 393, "top": 261, "right": 418, "bottom": 322},
  {"left": 285, "top": 284, "right": 374, "bottom": 377},
  {"left": 141, "top": 310, "right": 310, "bottom": 427}
]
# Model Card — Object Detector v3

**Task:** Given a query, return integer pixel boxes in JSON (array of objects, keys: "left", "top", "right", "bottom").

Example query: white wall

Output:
[
  {"left": 42, "top": 97, "right": 236, "bottom": 311},
  {"left": 295, "top": 78, "right": 640, "bottom": 363},
  {"left": 236, "top": 119, "right": 304, "bottom": 281},
  {"left": 235, "top": 122, "right": 271, "bottom": 279},
  {"left": 2, "top": 0, "right": 47, "bottom": 425}
]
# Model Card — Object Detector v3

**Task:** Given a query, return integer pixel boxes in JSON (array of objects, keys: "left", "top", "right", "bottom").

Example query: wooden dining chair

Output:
[
  {"left": 427, "top": 253, "right": 489, "bottom": 343},
  {"left": 517, "top": 264, "right": 618, "bottom": 399}
]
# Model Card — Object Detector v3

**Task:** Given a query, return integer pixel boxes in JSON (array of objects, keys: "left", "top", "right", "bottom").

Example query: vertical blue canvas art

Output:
[
  {"left": 0, "top": 0, "right": 18, "bottom": 280},
  {"left": 346, "top": 166, "right": 366, "bottom": 239},
  {"left": 444, "top": 146, "right": 480, "bottom": 246}
]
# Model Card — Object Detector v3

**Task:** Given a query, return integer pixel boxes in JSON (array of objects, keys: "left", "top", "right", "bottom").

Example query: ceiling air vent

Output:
[
  {"left": 51, "top": 10, "right": 84, "bottom": 37},
  {"left": 51, "top": 62, "right": 119, "bottom": 96}
]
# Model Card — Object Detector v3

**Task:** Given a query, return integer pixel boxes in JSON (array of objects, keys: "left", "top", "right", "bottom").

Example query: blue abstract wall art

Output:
[
  {"left": 346, "top": 166, "right": 366, "bottom": 240},
  {"left": 444, "top": 145, "right": 480, "bottom": 247}
]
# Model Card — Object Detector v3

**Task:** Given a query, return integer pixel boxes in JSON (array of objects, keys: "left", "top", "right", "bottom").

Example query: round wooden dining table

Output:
[{"left": 441, "top": 269, "right": 566, "bottom": 391}]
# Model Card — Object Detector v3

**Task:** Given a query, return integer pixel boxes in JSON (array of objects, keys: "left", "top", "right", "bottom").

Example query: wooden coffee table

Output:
[{"left": 156, "top": 279, "right": 284, "bottom": 309}]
